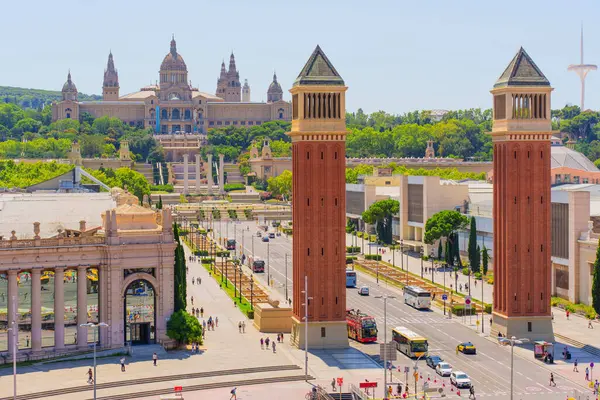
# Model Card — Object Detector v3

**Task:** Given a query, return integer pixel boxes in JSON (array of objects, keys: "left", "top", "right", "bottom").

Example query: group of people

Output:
[
  {"left": 260, "top": 336, "right": 282, "bottom": 353},
  {"left": 191, "top": 276, "right": 201, "bottom": 285},
  {"left": 237, "top": 321, "right": 246, "bottom": 333},
  {"left": 202, "top": 316, "right": 218, "bottom": 333},
  {"left": 191, "top": 306, "right": 204, "bottom": 318}
]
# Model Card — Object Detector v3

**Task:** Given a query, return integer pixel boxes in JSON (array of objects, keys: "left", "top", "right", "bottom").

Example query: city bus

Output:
[
  {"left": 226, "top": 239, "right": 236, "bottom": 250},
  {"left": 403, "top": 286, "right": 432, "bottom": 310},
  {"left": 346, "top": 269, "right": 357, "bottom": 288},
  {"left": 346, "top": 309, "right": 378, "bottom": 343},
  {"left": 392, "top": 326, "right": 428, "bottom": 358}
]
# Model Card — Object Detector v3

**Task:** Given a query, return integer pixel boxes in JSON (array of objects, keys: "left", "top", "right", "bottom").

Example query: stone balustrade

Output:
[{"left": 0, "top": 236, "right": 105, "bottom": 249}]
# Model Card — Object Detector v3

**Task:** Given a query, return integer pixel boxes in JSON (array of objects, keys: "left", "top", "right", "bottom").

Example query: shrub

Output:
[
  {"left": 244, "top": 209, "right": 253, "bottom": 219},
  {"left": 551, "top": 297, "right": 597, "bottom": 319},
  {"left": 461, "top": 267, "right": 470, "bottom": 276},
  {"left": 369, "top": 234, "right": 377, "bottom": 242},
  {"left": 228, "top": 209, "right": 238, "bottom": 219},
  {"left": 200, "top": 257, "right": 215, "bottom": 263},
  {"left": 365, "top": 254, "right": 382, "bottom": 261},
  {"left": 212, "top": 209, "right": 221, "bottom": 219},
  {"left": 451, "top": 304, "right": 476, "bottom": 316},
  {"left": 474, "top": 272, "right": 482, "bottom": 280},
  {"left": 345, "top": 226, "right": 353, "bottom": 233},
  {"left": 486, "top": 276, "right": 494, "bottom": 285},
  {"left": 282, "top": 228, "right": 293, "bottom": 235},
  {"left": 346, "top": 246, "right": 360, "bottom": 253},
  {"left": 166, "top": 310, "right": 203, "bottom": 345},
  {"left": 150, "top": 184, "right": 174, "bottom": 193},
  {"left": 224, "top": 183, "right": 246, "bottom": 192},
  {"left": 357, "top": 232, "right": 364, "bottom": 238},
  {"left": 422, "top": 255, "right": 429, "bottom": 261},
  {"left": 484, "top": 304, "right": 492, "bottom": 314},
  {"left": 216, "top": 251, "right": 230, "bottom": 257},
  {"left": 195, "top": 250, "right": 209, "bottom": 256},
  {"left": 346, "top": 256, "right": 357, "bottom": 264}
]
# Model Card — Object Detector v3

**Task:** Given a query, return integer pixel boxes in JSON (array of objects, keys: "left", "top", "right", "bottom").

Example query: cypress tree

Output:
[
  {"left": 592, "top": 238, "right": 600, "bottom": 316},
  {"left": 157, "top": 195, "right": 163, "bottom": 210},
  {"left": 474, "top": 245, "right": 481, "bottom": 275},
  {"left": 445, "top": 239, "right": 453, "bottom": 266},
  {"left": 437, "top": 240, "right": 443, "bottom": 260},
  {"left": 173, "top": 223, "right": 187, "bottom": 312},
  {"left": 453, "top": 233, "right": 462, "bottom": 267},
  {"left": 468, "top": 217, "right": 479, "bottom": 273},
  {"left": 482, "top": 246, "right": 489, "bottom": 276}
]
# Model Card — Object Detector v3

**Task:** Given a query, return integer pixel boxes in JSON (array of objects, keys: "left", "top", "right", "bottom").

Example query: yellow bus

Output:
[{"left": 392, "top": 326, "right": 428, "bottom": 358}]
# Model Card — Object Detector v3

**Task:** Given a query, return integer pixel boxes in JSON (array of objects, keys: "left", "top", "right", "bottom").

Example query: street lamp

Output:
[
  {"left": 7, "top": 296, "right": 16, "bottom": 400},
  {"left": 420, "top": 248, "right": 424, "bottom": 279},
  {"left": 250, "top": 274, "right": 254, "bottom": 310},
  {"left": 400, "top": 240, "right": 404, "bottom": 271},
  {"left": 284, "top": 253, "right": 289, "bottom": 301},
  {"left": 80, "top": 322, "right": 109, "bottom": 400},
  {"left": 498, "top": 336, "right": 529, "bottom": 400},
  {"left": 267, "top": 239, "right": 271, "bottom": 286},
  {"left": 375, "top": 295, "right": 395, "bottom": 399},
  {"left": 430, "top": 250, "right": 435, "bottom": 284},
  {"left": 301, "top": 276, "right": 313, "bottom": 382}
]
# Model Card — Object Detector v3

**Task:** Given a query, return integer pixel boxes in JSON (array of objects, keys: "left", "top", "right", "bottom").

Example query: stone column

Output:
[
  {"left": 7, "top": 270, "right": 18, "bottom": 354},
  {"left": 31, "top": 268, "right": 42, "bottom": 351},
  {"left": 195, "top": 154, "right": 201, "bottom": 194},
  {"left": 218, "top": 153, "right": 225, "bottom": 194},
  {"left": 183, "top": 153, "right": 189, "bottom": 195},
  {"left": 207, "top": 154, "right": 213, "bottom": 195},
  {"left": 76, "top": 266, "right": 87, "bottom": 348},
  {"left": 54, "top": 267, "right": 65, "bottom": 349}
]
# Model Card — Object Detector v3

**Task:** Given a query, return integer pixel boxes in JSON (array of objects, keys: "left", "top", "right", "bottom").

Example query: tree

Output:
[
  {"left": 437, "top": 240, "right": 443, "bottom": 260},
  {"left": 267, "top": 170, "right": 292, "bottom": 199},
  {"left": 482, "top": 246, "right": 489, "bottom": 276},
  {"left": 166, "top": 310, "right": 203, "bottom": 346},
  {"left": 157, "top": 195, "right": 163, "bottom": 210},
  {"left": 172, "top": 224, "right": 187, "bottom": 312},
  {"left": 592, "top": 238, "right": 600, "bottom": 316},
  {"left": 475, "top": 245, "right": 481, "bottom": 275},
  {"left": 425, "top": 210, "right": 468, "bottom": 266},
  {"left": 361, "top": 199, "right": 400, "bottom": 244},
  {"left": 468, "top": 217, "right": 480, "bottom": 273},
  {"left": 445, "top": 239, "right": 452, "bottom": 266}
]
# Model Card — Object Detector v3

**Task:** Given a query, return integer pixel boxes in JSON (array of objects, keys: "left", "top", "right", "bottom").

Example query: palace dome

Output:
[
  {"left": 62, "top": 72, "right": 77, "bottom": 93},
  {"left": 268, "top": 79, "right": 282, "bottom": 94},
  {"left": 160, "top": 36, "right": 187, "bottom": 71}
]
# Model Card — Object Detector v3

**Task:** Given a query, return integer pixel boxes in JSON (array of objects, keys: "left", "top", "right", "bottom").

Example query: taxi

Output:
[{"left": 457, "top": 341, "right": 477, "bottom": 354}]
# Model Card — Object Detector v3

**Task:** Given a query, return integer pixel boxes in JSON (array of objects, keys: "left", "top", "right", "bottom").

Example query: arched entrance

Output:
[{"left": 124, "top": 279, "right": 156, "bottom": 345}]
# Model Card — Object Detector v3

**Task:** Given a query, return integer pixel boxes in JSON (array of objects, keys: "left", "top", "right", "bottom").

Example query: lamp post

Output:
[
  {"left": 301, "top": 276, "right": 313, "bottom": 382},
  {"left": 238, "top": 267, "right": 243, "bottom": 301},
  {"left": 80, "top": 322, "right": 109, "bottom": 400},
  {"left": 443, "top": 263, "right": 447, "bottom": 316},
  {"left": 285, "top": 253, "right": 289, "bottom": 301},
  {"left": 250, "top": 275, "right": 254, "bottom": 310},
  {"left": 420, "top": 248, "right": 424, "bottom": 279},
  {"left": 375, "top": 295, "right": 395, "bottom": 399},
  {"left": 8, "top": 296, "right": 16, "bottom": 400},
  {"left": 267, "top": 239, "right": 271, "bottom": 286},
  {"left": 430, "top": 250, "right": 435, "bottom": 284},
  {"left": 400, "top": 240, "right": 404, "bottom": 271},
  {"left": 392, "top": 243, "right": 395, "bottom": 270},
  {"left": 498, "top": 336, "right": 529, "bottom": 400}
]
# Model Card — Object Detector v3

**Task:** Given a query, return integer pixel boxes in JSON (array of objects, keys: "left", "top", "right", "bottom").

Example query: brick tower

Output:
[
  {"left": 490, "top": 47, "right": 554, "bottom": 341},
  {"left": 289, "top": 45, "right": 348, "bottom": 349}
]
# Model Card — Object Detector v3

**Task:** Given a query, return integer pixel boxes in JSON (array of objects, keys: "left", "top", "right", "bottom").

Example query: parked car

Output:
[
  {"left": 457, "top": 342, "right": 477, "bottom": 354},
  {"left": 450, "top": 371, "right": 471, "bottom": 388},
  {"left": 358, "top": 286, "right": 369, "bottom": 296},
  {"left": 262, "top": 236, "right": 269, "bottom": 242},
  {"left": 425, "top": 355, "right": 443, "bottom": 369},
  {"left": 436, "top": 362, "right": 452, "bottom": 377},
  {"left": 269, "top": 232, "right": 275, "bottom": 239}
]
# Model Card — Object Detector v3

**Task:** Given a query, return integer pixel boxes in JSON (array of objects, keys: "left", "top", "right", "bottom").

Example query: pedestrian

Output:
[
  {"left": 589, "top": 319, "right": 594, "bottom": 329},
  {"left": 191, "top": 296, "right": 194, "bottom": 305},
  {"left": 199, "top": 277, "right": 202, "bottom": 285},
  {"left": 469, "top": 385, "right": 475, "bottom": 399},
  {"left": 265, "top": 337, "right": 270, "bottom": 348},
  {"left": 566, "top": 310, "right": 570, "bottom": 320},
  {"left": 489, "top": 317, "right": 492, "bottom": 327},
  {"left": 595, "top": 380, "right": 599, "bottom": 395},
  {"left": 195, "top": 307, "right": 199, "bottom": 317},
  {"left": 277, "top": 334, "right": 280, "bottom": 343},
  {"left": 459, "top": 284, "right": 463, "bottom": 291},
  {"left": 549, "top": 372, "right": 556, "bottom": 386},
  {"left": 192, "top": 277, "right": 195, "bottom": 285},
  {"left": 586, "top": 367, "right": 590, "bottom": 381},
  {"left": 202, "top": 320, "right": 207, "bottom": 332},
  {"left": 152, "top": 352, "right": 158, "bottom": 366},
  {"left": 216, "top": 316, "right": 219, "bottom": 327},
  {"left": 574, "top": 359, "right": 579, "bottom": 372},
  {"left": 280, "top": 332, "right": 284, "bottom": 342},
  {"left": 200, "top": 307, "right": 204, "bottom": 317},
  {"left": 474, "top": 280, "right": 477, "bottom": 288},
  {"left": 272, "top": 341, "right": 276, "bottom": 353},
  {"left": 230, "top": 387, "right": 237, "bottom": 400},
  {"left": 120, "top": 357, "right": 126, "bottom": 372},
  {"left": 242, "top": 321, "right": 245, "bottom": 333},
  {"left": 87, "top": 368, "right": 94, "bottom": 384},
  {"left": 331, "top": 378, "right": 336, "bottom": 391},
  {"left": 397, "top": 383, "right": 402, "bottom": 395},
  {"left": 26, "top": 336, "right": 30, "bottom": 347},
  {"left": 260, "top": 338, "right": 264, "bottom": 349},
  {"left": 238, "top": 321, "right": 242, "bottom": 333}
]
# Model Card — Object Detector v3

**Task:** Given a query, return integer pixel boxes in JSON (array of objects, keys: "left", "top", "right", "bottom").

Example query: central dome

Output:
[{"left": 160, "top": 36, "right": 187, "bottom": 71}]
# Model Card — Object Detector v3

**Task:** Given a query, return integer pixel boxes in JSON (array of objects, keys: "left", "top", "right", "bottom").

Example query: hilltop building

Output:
[{"left": 52, "top": 37, "right": 291, "bottom": 135}]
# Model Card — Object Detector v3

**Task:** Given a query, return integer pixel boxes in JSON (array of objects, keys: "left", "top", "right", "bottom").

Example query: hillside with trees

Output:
[{"left": 0, "top": 86, "right": 101, "bottom": 110}]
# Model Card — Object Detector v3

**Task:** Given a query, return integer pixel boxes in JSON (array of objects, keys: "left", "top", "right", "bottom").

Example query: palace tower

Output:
[
  {"left": 102, "top": 51, "right": 119, "bottom": 101},
  {"left": 289, "top": 46, "right": 348, "bottom": 348},
  {"left": 490, "top": 48, "right": 554, "bottom": 341}
]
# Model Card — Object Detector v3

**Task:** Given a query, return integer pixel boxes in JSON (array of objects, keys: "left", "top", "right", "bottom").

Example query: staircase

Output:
[
  {"left": 224, "top": 163, "right": 244, "bottom": 184},
  {"left": 133, "top": 163, "right": 154, "bottom": 184}
]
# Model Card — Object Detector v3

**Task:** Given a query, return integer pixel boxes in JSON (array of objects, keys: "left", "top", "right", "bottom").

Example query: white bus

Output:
[
  {"left": 403, "top": 286, "right": 432, "bottom": 310},
  {"left": 392, "top": 326, "right": 428, "bottom": 358}
]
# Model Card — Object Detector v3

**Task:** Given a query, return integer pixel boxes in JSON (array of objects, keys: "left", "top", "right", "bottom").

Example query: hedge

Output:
[
  {"left": 462, "top": 267, "right": 470, "bottom": 276},
  {"left": 474, "top": 272, "right": 482, "bottom": 280},
  {"left": 551, "top": 297, "right": 597, "bottom": 319},
  {"left": 365, "top": 254, "right": 382, "bottom": 261},
  {"left": 282, "top": 228, "right": 293, "bottom": 235},
  {"left": 244, "top": 209, "right": 253, "bottom": 219},
  {"left": 194, "top": 250, "right": 209, "bottom": 256},
  {"left": 357, "top": 232, "right": 364, "bottom": 238},
  {"left": 200, "top": 257, "right": 215, "bottom": 263},
  {"left": 224, "top": 183, "right": 246, "bottom": 192},
  {"left": 346, "top": 256, "right": 357, "bottom": 264},
  {"left": 451, "top": 304, "right": 477, "bottom": 316},
  {"left": 346, "top": 246, "right": 360, "bottom": 253}
]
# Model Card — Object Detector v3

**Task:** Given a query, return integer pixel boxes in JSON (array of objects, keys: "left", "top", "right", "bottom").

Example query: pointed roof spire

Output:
[
  {"left": 294, "top": 45, "right": 344, "bottom": 87},
  {"left": 170, "top": 35, "right": 177, "bottom": 57},
  {"left": 229, "top": 51, "right": 237, "bottom": 73},
  {"left": 67, "top": 69, "right": 72, "bottom": 81},
  {"left": 494, "top": 47, "right": 550, "bottom": 88},
  {"left": 273, "top": 70, "right": 278, "bottom": 82}
]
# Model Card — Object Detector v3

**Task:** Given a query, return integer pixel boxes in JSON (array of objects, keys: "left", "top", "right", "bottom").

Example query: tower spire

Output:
[
  {"left": 170, "top": 35, "right": 177, "bottom": 57},
  {"left": 568, "top": 24, "right": 597, "bottom": 110}
]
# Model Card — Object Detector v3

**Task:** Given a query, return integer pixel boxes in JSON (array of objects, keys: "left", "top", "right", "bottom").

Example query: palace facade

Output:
[{"left": 52, "top": 37, "right": 291, "bottom": 134}]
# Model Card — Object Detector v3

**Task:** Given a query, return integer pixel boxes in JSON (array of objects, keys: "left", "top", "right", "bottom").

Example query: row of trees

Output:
[
  {"left": 0, "top": 85, "right": 100, "bottom": 110},
  {"left": 345, "top": 164, "right": 486, "bottom": 184}
]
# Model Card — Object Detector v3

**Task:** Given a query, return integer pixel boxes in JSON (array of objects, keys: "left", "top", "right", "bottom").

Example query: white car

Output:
[
  {"left": 450, "top": 371, "right": 471, "bottom": 388},
  {"left": 358, "top": 286, "right": 369, "bottom": 296},
  {"left": 436, "top": 362, "right": 452, "bottom": 377}
]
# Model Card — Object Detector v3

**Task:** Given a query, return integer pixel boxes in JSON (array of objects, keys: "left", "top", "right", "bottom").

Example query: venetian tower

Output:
[
  {"left": 490, "top": 47, "right": 554, "bottom": 341},
  {"left": 289, "top": 45, "right": 348, "bottom": 349},
  {"left": 103, "top": 51, "right": 119, "bottom": 101},
  {"left": 242, "top": 79, "right": 251, "bottom": 102}
]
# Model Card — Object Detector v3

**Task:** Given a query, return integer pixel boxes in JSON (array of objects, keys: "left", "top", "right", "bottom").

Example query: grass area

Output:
[{"left": 551, "top": 297, "right": 597, "bottom": 319}]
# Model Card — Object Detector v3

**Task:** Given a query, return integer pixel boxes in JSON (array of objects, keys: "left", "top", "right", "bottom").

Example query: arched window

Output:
[
  {"left": 161, "top": 109, "right": 168, "bottom": 120},
  {"left": 278, "top": 108, "right": 284, "bottom": 119},
  {"left": 184, "top": 109, "right": 191, "bottom": 120},
  {"left": 124, "top": 279, "right": 156, "bottom": 344},
  {"left": 172, "top": 109, "right": 180, "bottom": 120}
]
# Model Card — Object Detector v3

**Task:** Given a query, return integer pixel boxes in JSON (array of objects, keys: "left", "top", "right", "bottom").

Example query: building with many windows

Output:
[{"left": 52, "top": 37, "right": 291, "bottom": 135}]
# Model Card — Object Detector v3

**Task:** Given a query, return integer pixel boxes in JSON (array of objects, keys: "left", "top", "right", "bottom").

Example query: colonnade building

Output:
[
  {"left": 52, "top": 37, "right": 291, "bottom": 134},
  {"left": 0, "top": 189, "right": 175, "bottom": 357}
]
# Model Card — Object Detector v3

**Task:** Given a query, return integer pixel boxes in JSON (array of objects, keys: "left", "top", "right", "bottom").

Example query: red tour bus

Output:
[{"left": 346, "top": 309, "right": 378, "bottom": 343}]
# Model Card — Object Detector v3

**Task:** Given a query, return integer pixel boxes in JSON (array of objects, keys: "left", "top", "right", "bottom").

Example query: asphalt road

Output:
[{"left": 211, "top": 219, "right": 588, "bottom": 399}]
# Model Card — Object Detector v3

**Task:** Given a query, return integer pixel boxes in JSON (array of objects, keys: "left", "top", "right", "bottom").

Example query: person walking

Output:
[
  {"left": 589, "top": 319, "right": 594, "bottom": 329},
  {"left": 469, "top": 385, "right": 475, "bottom": 399},
  {"left": 331, "top": 378, "right": 336, "bottom": 391},
  {"left": 549, "top": 372, "right": 556, "bottom": 386},
  {"left": 195, "top": 307, "right": 199, "bottom": 317},
  {"left": 216, "top": 316, "right": 219, "bottom": 327},
  {"left": 120, "top": 357, "right": 126, "bottom": 372},
  {"left": 586, "top": 367, "right": 590, "bottom": 381},
  {"left": 396, "top": 383, "right": 402, "bottom": 396},
  {"left": 566, "top": 310, "right": 570, "bottom": 320},
  {"left": 265, "top": 337, "right": 270, "bottom": 348},
  {"left": 272, "top": 341, "right": 276, "bottom": 353},
  {"left": 242, "top": 321, "right": 245, "bottom": 333},
  {"left": 238, "top": 321, "right": 242, "bottom": 333},
  {"left": 202, "top": 320, "right": 207, "bottom": 332},
  {"left": 198, "top": 277, "right": 201, "bottom": 285},
  {"left": 260, "top": 338, "right": 264, "bottom": 349},
  {"left": 152, "top": 352, "right": 158, "bottom": 367},
  {"left": 574, "top": 359, "right": 579, "bottom": 372},
  {"left": 87, "top": 368, "right": 94, "bottom": 384},
  {"left": 230, "top": 387, "right": 237, "bottom": 400},
  {"left": 200, "top": 307, "right": 204, "bottom": 318},
  {"left": 191, "top": 296, "right": 194, "bottom": 305}
]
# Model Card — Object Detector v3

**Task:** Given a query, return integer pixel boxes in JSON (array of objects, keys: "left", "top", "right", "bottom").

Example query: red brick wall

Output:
[{"left": 292, "top": 140, "right": 346, "bottom": 322}]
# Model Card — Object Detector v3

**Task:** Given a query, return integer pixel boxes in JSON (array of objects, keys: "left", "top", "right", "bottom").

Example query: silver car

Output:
[
  {"left": 436, "top": 362, "right": 452, "bottom": 377},
  {"left": 450, "top": 371, "right": 471, "bottom": 388}
]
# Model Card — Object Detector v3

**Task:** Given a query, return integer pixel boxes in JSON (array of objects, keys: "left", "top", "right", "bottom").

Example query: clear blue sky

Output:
[{"left": 3, "top": 0, "right": 599, "bottom": 114}]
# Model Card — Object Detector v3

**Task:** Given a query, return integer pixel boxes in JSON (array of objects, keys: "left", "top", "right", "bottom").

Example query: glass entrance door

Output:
[{"left": 129, "top": 323, "right": 151, "bottom": 344}]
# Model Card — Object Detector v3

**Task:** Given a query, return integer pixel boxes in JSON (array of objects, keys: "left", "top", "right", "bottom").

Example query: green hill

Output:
[{"left": 0, "top": 86, "right": 101, "bottom": 109}]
